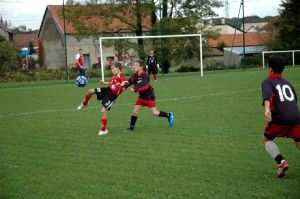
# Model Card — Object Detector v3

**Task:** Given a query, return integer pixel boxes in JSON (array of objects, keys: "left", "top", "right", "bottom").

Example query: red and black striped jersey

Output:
[
  {"left": 126, "top": 70, "right": 155, "bottom": 100},
  {"left": 262, "top": 73, "right": 300, "bottom": 125}
]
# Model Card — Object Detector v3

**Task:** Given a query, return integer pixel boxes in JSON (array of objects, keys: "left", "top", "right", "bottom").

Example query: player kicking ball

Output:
[
  {"left": 124, "top": 59, "right": 174, "bottom": 132},
  {"left": 261, "top": 54, "right": 300, "bottom": 178},
  {"left": 77, "top": 62, "right": 126, "bottom": 136}
]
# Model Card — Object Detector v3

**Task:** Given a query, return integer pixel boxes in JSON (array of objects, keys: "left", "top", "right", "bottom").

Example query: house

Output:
[
  {"left": 14, "top": 34, "right": 38, "bottom": 49},
  {"left": 206, "top": 18, "right": 243, "bottom": 35},
  {"left": 0, "top": 24, "right": 13, "bottom": 42},
  {"left": 38, "top": 4, "right": 154, "bottom": 69},
  {"left": 207, "top": 23, "right": 243, "bottom": 35},
  {"left": 208, "top": 32, "right": 271, "bottom": 66},
  {"left": 14, "top": 34, "right": 39, "bottom": 69},
  {"left": 241, "top": 22, "right": 269, "bottom": 33}
]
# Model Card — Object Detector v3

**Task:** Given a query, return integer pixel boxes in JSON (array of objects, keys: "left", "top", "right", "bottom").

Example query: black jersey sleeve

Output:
[{"left": 262, "top": 80, "right": 273, "bottom": 105}]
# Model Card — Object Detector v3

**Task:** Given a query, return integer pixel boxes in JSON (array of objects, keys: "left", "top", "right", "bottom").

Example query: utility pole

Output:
[
  {"left": 242, "top": 0, "right": 245, "bottom": 70},
  {"left": 63, "top": 0, "right": 69, "bottom": 83}
]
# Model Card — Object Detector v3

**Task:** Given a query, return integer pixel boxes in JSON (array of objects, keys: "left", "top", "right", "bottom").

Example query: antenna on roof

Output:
[{"left": 224, "top": 0, "right": 229, "bottom": 18}]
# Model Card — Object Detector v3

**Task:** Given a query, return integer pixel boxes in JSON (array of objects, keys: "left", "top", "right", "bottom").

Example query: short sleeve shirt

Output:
[
  {"left": 262, "top": 73, "right": 300, "bottom": 124},
  {"left": 109, "top": 73, "right": 126, "bottom": 95}
]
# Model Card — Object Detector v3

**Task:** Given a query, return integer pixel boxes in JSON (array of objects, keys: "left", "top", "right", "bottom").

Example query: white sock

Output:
[{"left": 265, "top": 141, "right": 280, "bottom": 159}]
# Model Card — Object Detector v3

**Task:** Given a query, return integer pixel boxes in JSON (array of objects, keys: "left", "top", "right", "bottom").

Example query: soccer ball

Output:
[{"left": 75, "top": 76, "right": 88, "bottom": 87}]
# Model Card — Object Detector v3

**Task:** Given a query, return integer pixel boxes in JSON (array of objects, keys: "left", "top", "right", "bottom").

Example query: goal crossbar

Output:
[{"left": 99, "top": 34, "right": 203, "bottom": 80}]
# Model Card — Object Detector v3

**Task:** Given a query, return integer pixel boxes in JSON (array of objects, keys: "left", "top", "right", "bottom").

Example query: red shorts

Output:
[
  {"left": 264, "top": 123, "right": 300, "bottom": 140},
  {"left": 135, "top": 97, "right": 156, "bottom": 107}
]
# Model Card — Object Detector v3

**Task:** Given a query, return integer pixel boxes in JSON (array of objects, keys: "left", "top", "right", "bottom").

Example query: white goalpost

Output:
[
  {"left": 262, "top": 50, "right": 300, "bottom": 68},
  {"left": 99, "top": 34, "right": 203, "bottom": 80}
]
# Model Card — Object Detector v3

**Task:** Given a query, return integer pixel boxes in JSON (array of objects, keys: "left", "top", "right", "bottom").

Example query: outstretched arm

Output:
[{"left": 100, "top": 80, "right": 109, "bottom": 85}]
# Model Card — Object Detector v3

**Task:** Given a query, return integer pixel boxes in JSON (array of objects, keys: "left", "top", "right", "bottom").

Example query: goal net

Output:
[{"left": 98, "top": 34, "right": 203, "bottom": 80}]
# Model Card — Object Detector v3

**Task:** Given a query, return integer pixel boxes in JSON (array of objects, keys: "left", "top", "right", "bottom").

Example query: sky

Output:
[{"left": 0, "top": 0, "right": 282, "bottom": 30}]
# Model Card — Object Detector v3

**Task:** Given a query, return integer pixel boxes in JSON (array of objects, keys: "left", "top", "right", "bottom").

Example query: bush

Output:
[
  {"left": 240, "top": 54, "right": 262, "bottom": 67},
  {"left": 0, "top": 38, "right": 18, "bottom": 73},
  {"left": 176, "top": 65, "right": 200, "bottom": 72}
]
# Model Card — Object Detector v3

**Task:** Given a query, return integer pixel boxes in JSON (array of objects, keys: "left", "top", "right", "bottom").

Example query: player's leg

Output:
[
  {"left": 153, "top": 69, "right": 157, "bottom": 81},
  {"left": 98, "top": 107, "right": 108, "bottom": 136},
  {"left": 126, "top": 105, "right": 143, "bottom": 131},
  {"left": 147, "top": 68, "right": 152, "bottom": 78},
  {"left": 78, "top": 88, "right": 96, "bottom": 109},
  {"left": 263, "top": 123, "right": 290, "bottom": 177},
  {"left": 291, "top": 125, "right": 300, "bottom": 150},
  {"left": 150, "top": 107, "right": 174, "bottom": 127},
  {"left": 79, "top": 67, "right": 85, "bottom": 76},
  {"left": 98, "top": 91, "right": 116, "bottom": 135}
]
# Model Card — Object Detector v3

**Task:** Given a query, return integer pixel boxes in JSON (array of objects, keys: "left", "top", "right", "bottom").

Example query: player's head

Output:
[
  {"left": 134, "top": 59, "right": 146, "bottom": 73},
  {"left": 111, "top": 62, "right": 122, "bottom": 75},
  {"left": 268, "top": 54, "right": 286, "bottom": 74}
]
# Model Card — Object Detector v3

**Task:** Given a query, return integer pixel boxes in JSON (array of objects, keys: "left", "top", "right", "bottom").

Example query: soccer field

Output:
[{"left": 1, "top": 68, "right": 300, "bottom": 198}]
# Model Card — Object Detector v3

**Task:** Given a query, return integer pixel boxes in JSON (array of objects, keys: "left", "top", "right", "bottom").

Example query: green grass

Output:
[{"left": 1, "top": 68, "right": 300, "bottom": 198}]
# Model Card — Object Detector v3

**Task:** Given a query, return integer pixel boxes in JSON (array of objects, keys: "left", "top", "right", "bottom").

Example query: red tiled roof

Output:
[
  {"left": 47, "top": 4, "right": 154, "bottom": 34},
  {"left": 208, "top": 32, "right": 272, "bottom": 47},
  {"left": 14, "top": 34, "right": 38, "bottom": 48}
]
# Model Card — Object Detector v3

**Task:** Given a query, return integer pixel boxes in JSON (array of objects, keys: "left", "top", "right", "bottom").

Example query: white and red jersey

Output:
[
  {"left": 108, "top": 73, "right": 126, "bottom": 95},
  {"left": 76, "top": 53, "right": 84, "bottom": 68}
]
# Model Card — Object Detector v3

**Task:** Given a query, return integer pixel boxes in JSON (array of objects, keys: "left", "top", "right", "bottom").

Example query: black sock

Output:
[
  {"left": 159, "top": 111, "right": 169, "bottom": 118},
  {"left": 275, "top": 154, "right": 284, "bottom": 164},
  {"left": 130, "top": 116, "right": 137, "bottom": 130}
]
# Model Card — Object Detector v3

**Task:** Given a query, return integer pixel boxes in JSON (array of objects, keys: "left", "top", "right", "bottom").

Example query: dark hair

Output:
[
  {"left": 268, "top": 54, "right": 286, "bottom": 74},
  {"left": 112, "top": 62, "right": 122, "bottom": 71},
  {"left": 135, "top": 59, "right": 146, "bottom": 70}
]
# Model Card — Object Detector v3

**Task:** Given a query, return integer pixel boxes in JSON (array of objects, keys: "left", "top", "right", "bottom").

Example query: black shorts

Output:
[
  {"left": 148, "top": 66, "right": 157, "bottom": 74},
  {"left": 94, "top": 87, "right": 117, "bottom": 110}
]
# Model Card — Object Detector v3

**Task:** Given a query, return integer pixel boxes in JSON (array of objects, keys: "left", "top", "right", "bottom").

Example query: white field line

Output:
[{"left": 0, "top": 88, "right": 260, "bottom": 119}]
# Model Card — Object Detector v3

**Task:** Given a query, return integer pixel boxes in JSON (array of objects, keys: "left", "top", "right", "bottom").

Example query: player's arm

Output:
[
  {"left": 133, "top": 74, "right": 150, "bottom": 92},
  {"left": 118, "top": 75, "right": 127, "bottom": 88},
  {"left": 155, "top": 56, "right": 159, "bottom": 68},
  {"left": 123, "top": 75, "right": 134, "bottom": 89},
  {"left": 75, "top": 54, "right": 83, "bottom": 68},
  {"left": 264, "top": 100, "right": 272, "bottom": 122},
  {"left": 262, "top": 80, "right": 272, "bottom": 122},
  {"left": 100, "top": 80, "right": 109, "bottom": 85}
]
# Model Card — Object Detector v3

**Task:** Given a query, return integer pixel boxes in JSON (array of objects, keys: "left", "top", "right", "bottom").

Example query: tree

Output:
[
  {"left": 63, "top": 1, "right": 223, "bottom": 71},
  {"left": 272, "top": 0, "right": 300, "bottom": 50},
  {"left": 0, "top": 36, "right": 18, "bottom": 73},
  {"left": 154, "top": 0, "right": 223, "bottom": 72}
]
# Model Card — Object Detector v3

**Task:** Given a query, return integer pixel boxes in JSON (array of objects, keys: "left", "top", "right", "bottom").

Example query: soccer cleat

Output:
[
  {"left": 98, "top": 129, "right": 108, "bottom": 136},
  {"left": 168, "top": 112, "right": 174, "bottom": 127},
  {"left": 124, "top": 127, "right": 134, "bottom": 133},
  {"left": 277, "top": 160, "right": 289, "bottom": 178},
  {"left": 77, "top": 103, "right": 88, "bottom": 110}
]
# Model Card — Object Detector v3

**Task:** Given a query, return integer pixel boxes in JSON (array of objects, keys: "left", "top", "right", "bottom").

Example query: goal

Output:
[
  {"left": 262, "top": 50, "right": 300, "bottom": 68},
  {"left": 99, "top": 34, "right": 203, "bottom": 80}
]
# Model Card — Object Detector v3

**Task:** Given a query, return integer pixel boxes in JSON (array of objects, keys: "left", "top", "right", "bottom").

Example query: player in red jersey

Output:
[
  {"left": 261, "top": 54, "right": 300, "bottom": 178},
  {"left": 75, "top": 48, "right": 85, "bottom": 76},
  {"left": 124, "top": 59, "right": 174, "bottom": 132},
  {"left": 77, "top": 62, "right": 126, "bottom": 136}
]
